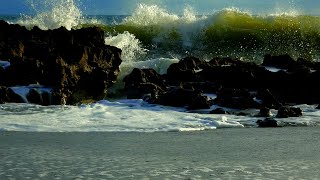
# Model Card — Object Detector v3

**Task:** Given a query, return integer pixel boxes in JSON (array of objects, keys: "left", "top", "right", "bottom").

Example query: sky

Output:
[{"left": 0, "top": 0, "right": 319, "bottom": 15}]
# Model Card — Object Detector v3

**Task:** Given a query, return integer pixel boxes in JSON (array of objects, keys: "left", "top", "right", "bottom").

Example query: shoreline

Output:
[{"left": 1, "top": 127, "right": 320, "bottom": 179}]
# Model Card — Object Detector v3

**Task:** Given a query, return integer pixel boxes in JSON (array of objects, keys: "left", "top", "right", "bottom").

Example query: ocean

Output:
[{"left": 1, "top": 0, "right": 320, "bottom": 132}]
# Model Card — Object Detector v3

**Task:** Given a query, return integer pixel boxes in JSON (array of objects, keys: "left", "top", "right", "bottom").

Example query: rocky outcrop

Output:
[
  {"left": 256, "top": 107, "right": 272, "bottom": 117},
  {"left": 276, "top": 106, "right": 303, "bottom": 118},
  {"left": 123, "top": 68, "right": 166, "bottom": 100},
  {"left": 214, "top": 88, "right": 259, "bottom": 110},
  {"left": 257, "top": 118, "right": 278, "bottom": 127},
  {"left": 0, "top": 20, "right": 122, "bottom": 105},
  {"left": 123, "top": 54, "right": 318, "bottom": 116}
]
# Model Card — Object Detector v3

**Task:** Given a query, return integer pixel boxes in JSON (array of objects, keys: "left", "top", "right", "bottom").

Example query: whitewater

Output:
[{"left": 1, "top": 0, "right": 320, "bottom": 132}]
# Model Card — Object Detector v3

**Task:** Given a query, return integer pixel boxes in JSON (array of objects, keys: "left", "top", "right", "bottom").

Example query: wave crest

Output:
[{"left": 17, "top": 0, "right": 82, "bottom": 30}]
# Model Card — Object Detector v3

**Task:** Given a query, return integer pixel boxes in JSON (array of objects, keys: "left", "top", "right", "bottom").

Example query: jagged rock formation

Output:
[
  {"left": 0, "top": 20, "right": 122, "bottom": 105},
  {"left": 123, "top": 54, "right": 320, "bottom": 118}
]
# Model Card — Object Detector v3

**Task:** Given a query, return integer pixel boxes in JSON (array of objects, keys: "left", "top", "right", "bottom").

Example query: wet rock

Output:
[
  {"left": 210, "top": 108, "right": 229, "bottom": 114},
  {"left": 26, "top": 88, "right": 42, "bottom": 105},
  {"left": 187, "top": 95, "right": 212, "bottom": 110},
  {"left": 0, "top": 20, "right": 122, "bottom": 105},
  {"left": 256, "top": 89, "right": 282, "bottom": 109},
  {"left": 181, "top": 81, "right": 220, "bottom": 94},
  {"left": 41, "top": 91, "right": 50, "bottom": 106},
  {"left": 123, "top": 68, "right": 166, "bottom": 99},
  {"left": 158, "top": 86, "right": 202, "bottom": 107},
  {"left": 127, "top": 82, "right": 165, "bottom": 100},
  {"left": 256, "top": 107, "right": 272, "bottom": 117},
  {"left": 0, "top": 66, "right": 4, "bottom": 85},
  {"left": 123, "top": 68, "right": 165, "bottom": 88},
  {"left": 0, "top": 86, "right": 25, "bottom": 103},
  {"left": 199, "top": 61, "right": 266, "bottom": 89},
  {"left": 208, "top": 57, "right": 237, "bottom": 66},
  {"left": 167, "top": 56, "right": 205, "bottom": 83},
  {"left": 214, "top": 88, "right": 259, "bottom": 110},
  {"left": 262, "top": 54, "right": 296, "bottom": 69},
  {"left": 276, "top": 106, "right": 303, "bottom": 118},
  {"left": 257, "top": 118, "right": 278, "bottom": 127},
  {"left": 237, "top": 112, "right": 249, "bottom": 116}
]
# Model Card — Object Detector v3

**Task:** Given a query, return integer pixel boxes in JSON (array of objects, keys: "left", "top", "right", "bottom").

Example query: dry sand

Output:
[{"left": 1, "top": 127, "right": 320, "bottom": 179}]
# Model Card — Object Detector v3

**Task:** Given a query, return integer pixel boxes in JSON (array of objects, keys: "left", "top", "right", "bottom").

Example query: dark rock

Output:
[
  {"left": 214, "top": 88, "right": 259, "bottom": 109},
  {"left": 123, "top": 68, "right": 165, "bottom": 88},
  {"left": 167, "top": 56, "right": 205, "bottom": 83},
  {"left": 0, "top": 20, "right": 122, "bottom": 105},
  {"left": 181, "top": 81, "right": 220, "bottom": 94},
  {"left": 167, "top": 63, "right": 196, "bottom": 82},
  {"left": 209, "top": 57, "right": 236, "bottom": 66},
  {"left": 237, "top": 112, "right": 249, "bottom": 116},
  {"left": 256, "top": 107, "right": 272, "bottom": 117},
  {"left": 199, "top": 60, "right": 265, "bottom": 89},
  {"left": 296, "top": 57, "right": 320, "bottom": 71},
  {"left": 26, "top": 88, "right": 42, "bottom": 105},
  {"left": 0, "top": 86, "right": 8, "bottom": 103},
  {"left": 276, "top": 106, "right": 303, "bottom": 118},
  {"left": 41, "top": 91, "right": 50, "bottom": 106},
  {"left": 0, "top": 66, "right": 4, "bottom": 85},
  {"left": 262, "top": 54, "right": 296, "bottom": 69},
  {"left": 126, "top": 82, "right": 165, "bottom": 100},
  {"left": 158, "top": 86, "right": 202, "bottom": 107},
  {"left": 123, "top": 68, "right": 166, "bottom": 99},
  {"left": 187, "top": 95, "right": 212, "bottom": 110},
  {"left": 257, "top": 118, "right": 278, "bottom": 127},
  {"left": 0, "top": 86, "right": 25, "bottom": 103},
  {"left": 51, "top": 90, "right": 66, "bottom": 105},
  {"left": 210, "top": 108, "right": 229, "bottom": 114},
  {"left": 256, "top": 89, "right": 282, "bottom": 109}
]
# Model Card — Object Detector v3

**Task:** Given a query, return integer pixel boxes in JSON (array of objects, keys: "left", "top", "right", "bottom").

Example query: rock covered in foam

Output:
[{"left": 0, "top": 20, "right": 122, "bottom": 105}]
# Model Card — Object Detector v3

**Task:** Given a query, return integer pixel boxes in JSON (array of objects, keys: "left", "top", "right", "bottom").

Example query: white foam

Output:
[
  {"left": 105, "top": 31, "right": 148, "bottom": 62},
  {"left": 0, "top": 99, "right": 250, "bottom": 132},
  {"left": 0, "top": 61, "right": 10, "bottom": 69},
  {"left": 203, "top": 93, "right": 217, "bottom": 100},
  {"left": 123, "top": 4, "right": 180, "bottom": 26},
  {"left": 1, "top": 101, "right": 320, "bottom": 132},
  {"left": 263, "top": 66, "right": 284, "bottom": 72}
]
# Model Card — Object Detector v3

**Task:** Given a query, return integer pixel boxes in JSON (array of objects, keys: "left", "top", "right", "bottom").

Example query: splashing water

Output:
[
  {"left": 123, "top": 4, "right": 180, "bottom": 26},
  {"left": 17, "top": 0, "right": 82, "bottom": 30},
  {"left": 105, "top": 31, "right": 148, "bottom": 62},
  {"left": 122, "top": 4, "right": 208, "bottom": 48}
]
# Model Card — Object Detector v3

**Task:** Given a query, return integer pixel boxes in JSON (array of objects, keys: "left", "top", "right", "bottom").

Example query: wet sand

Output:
[{"left": 1, "top": 127, "right": 320, "bottom": 179}]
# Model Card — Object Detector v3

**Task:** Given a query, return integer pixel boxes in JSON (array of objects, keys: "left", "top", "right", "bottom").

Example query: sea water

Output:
[{"left": 1, "top": 0, "right": 320, "bottom": 132}]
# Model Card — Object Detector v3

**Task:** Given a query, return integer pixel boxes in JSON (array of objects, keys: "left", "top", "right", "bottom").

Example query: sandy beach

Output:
[{"left": 1, "top": 127, "right": 320, "bottom": 179}]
